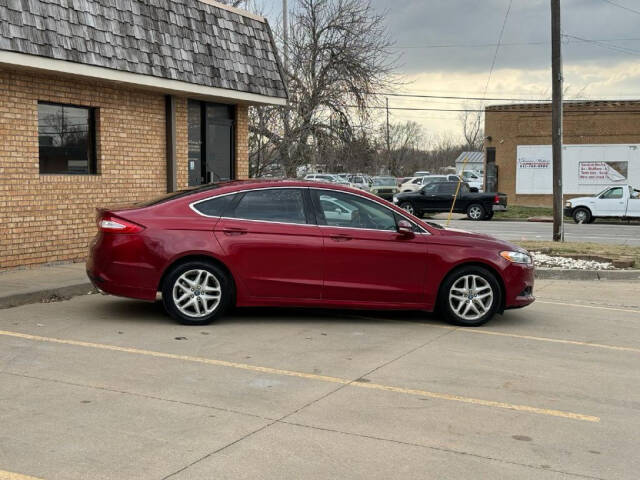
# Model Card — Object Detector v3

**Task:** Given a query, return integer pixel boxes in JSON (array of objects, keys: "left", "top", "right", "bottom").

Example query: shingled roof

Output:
[{"left": 0, "top": 0, "right": 287, "bottom": 99}]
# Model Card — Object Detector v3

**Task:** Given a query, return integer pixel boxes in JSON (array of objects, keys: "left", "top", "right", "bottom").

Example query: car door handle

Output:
[
  {"left": 222, "top": 227, "right": 248, "bottom": 236},
  {"left": 330, "top": 234, "right": 352, "bottom": 242}
]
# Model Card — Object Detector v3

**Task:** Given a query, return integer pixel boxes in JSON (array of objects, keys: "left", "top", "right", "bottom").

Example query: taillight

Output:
[
  {"left": 99, "top": 216, "right": 144, "bottom": 234},
  {"left": 494, "top": 194, "right": 500, "bottom": 204}
]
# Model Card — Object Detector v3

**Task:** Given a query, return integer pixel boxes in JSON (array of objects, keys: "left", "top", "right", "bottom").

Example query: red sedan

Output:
[{"left": 87, "top": 180, "right": 534, "bottom": 326}]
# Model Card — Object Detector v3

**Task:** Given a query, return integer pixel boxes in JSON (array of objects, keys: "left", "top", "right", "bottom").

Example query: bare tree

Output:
[
  {"left": 459, "top": 104, "right": 484, "bottom": 151},
  {"left": 250, "top": 0, "right": 396, "bottom": 177},
  {"left": 382, "top": 121, "right": 425, "bottom": 176}
]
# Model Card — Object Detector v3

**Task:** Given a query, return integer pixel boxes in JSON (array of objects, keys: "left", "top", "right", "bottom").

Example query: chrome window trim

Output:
[
  {"left": 311, "top": 187, "right": 430, "bottom": 235},
  {"left": 189, "top": 186, "right": 312, "bottom": 226},
  {"left": 188, "top": 185, "right": 430, "bottom": 234}
]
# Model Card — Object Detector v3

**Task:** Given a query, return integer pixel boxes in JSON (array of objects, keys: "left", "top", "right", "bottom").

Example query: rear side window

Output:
[
  {"left": 229, "top": 189, "right": 308, "bottom": 224},
  {"left": 437, "top": 183, "right": 456, "bottom": 194},
  {"left": 192, "top": 194, "right": 234, "bottom": 217}
]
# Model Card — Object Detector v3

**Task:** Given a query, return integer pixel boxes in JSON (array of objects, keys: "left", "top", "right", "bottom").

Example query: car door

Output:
[
  {"left": 415, "top": 182, "right": 440, "bottom": 211},
  {"left": 625, "top": 186, "right": 640, "bottom": 217},
  {"left": 433, "top": 183, "right": 458, "bottom": 211},
  {"left": 311, "top": 188, "right": 428, "bottom": 305},
  {"left": 214, "top": 188, "right": 324, "bottom": 299},
  {"left": 595, "top": 187, "right": 625, "bottom": 216}
]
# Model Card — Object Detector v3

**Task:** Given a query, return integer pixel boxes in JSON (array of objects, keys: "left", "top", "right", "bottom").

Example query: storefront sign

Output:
[{"left": 578, "top": 161, "right": 627, "bottom": 185}]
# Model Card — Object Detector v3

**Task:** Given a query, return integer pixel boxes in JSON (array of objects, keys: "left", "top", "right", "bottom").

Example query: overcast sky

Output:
[{"left": 251, "top": 0, "right": 640, "bottom": 141}]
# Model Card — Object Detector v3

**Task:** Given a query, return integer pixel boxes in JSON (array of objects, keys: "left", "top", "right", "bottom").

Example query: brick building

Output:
[
  {"left": 0, "top": 0, "right": 287, "bottom": 270},
  {"left": 484, "top": 101, "right": 640, "bottom": 206}
]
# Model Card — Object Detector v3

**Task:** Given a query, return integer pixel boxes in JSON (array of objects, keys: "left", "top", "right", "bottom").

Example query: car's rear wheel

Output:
[
  {"left": 573, "top": 207, "right": 591, "bottom": 224},
  {"left": 400, "top": 202, "right": 415, "bottom": 215},
  {"left": 162, "top": 261, "right": 232, "bottom": 325},
  {"left": 466, "top": 203, "right": 485, "bottom": 221},
  {"left": 439, "top": 266, "right": 501, "bottom": 326}
]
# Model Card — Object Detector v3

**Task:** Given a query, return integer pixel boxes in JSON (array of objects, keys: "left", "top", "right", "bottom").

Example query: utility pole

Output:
[
  {"left": 386, "top": 97, "right": 391, "bottom": 175},
  {"left": 551, "top": 0, "right": 564, "bottom": 241}
]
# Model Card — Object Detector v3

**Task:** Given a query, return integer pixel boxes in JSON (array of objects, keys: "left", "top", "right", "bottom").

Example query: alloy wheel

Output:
[
  {"left": 401, "top": 203, "right": 414, "bottom": 215},
  {"left": 448, "top": 274, "right": 494, "bottom": 321},
  {"left": 172, "top": 269, "right": 221, "bottom": 318},
  {"left": 468, "top": 206, "right": 483, "bottom": 220}
]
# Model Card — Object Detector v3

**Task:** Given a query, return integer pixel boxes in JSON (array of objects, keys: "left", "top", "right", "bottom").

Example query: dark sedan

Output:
[{"left": 87, "top": 180, "right": 533, "bottom": 327}]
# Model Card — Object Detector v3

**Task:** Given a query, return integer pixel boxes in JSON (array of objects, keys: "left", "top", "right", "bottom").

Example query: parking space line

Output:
[
  {"left": 0, "top": 470, "right": 43, "bottom": 480},
  {"left": 537, "top": 300, "right": 640, "bottom": 315},
  {"left": 459, "top": 328, "right": 640, "bottom": 354},
  {"left": 0, "top": 329, "right": 599, "bottom": 423}
]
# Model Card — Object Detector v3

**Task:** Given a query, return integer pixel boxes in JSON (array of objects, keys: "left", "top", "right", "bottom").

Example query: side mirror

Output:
[
  {"left": 397, "top": 219, "right": 414, "bottom": 236},
  {"left": 470, "top": 187, "right": 479, "bottom": 193}
]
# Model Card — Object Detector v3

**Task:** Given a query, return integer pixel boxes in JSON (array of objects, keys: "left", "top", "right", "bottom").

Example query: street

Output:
[
  {"left": 1, "top": 279, "right": 639, "bottom": 479},
  {"left": 433, "top": 219, "right": 640, "bottom": 246}
]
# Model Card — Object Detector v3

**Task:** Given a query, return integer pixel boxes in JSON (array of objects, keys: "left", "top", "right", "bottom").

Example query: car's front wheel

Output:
[
  {"left": 162, "top": 261, "right": 232, "bottom": 325},
  {"left": 439, "top": 266, "right": 501, "bottom": 326},
  {"left": 573, "top": 207, "right": 591, "bottom": 224},
  {"left": 400, "top": 202, "right": 415, "bottom": 215}
]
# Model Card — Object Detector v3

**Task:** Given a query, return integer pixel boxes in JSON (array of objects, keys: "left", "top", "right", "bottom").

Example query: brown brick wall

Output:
[
  {"left": 0, "top": 68, "right": 250, "bottom": 270},
  {"left": 235, "top": 104, "right": 249, "bottom": 180},
  {"left": 485, "top": 103, "right": 640, "bottom": 207}
]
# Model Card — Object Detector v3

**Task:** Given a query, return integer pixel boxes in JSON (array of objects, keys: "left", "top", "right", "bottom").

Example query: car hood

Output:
[
  {"left": 568, "top": 196, "right": 594, "bottom": 204},
  {"left": 433, "top": 225, "right": 527, "bottom": 253}
]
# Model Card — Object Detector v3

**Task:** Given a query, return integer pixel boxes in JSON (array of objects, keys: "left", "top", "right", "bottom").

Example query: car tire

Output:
[
  {"left": 162, "top": 261, "right": 233, "bottom": 325},
  {"left": 400, "top": 202, "right": 415, "bottom": 216},
  {"left": 438, "top": 265, "right": 502, "bottom": 327},
  {"left": 572, "top": 207, "right": 591, "bottom": 224},
  {"left": 466, "top": 203, "right": 485, "bottom": 221}
]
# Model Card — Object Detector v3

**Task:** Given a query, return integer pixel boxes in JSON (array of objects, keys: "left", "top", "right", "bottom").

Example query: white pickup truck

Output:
[{"left": 564, "top": 184, "right": 640, "bottom": 223}]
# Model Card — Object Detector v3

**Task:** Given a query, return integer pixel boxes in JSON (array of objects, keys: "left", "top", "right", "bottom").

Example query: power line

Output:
[
  {"left": 563, "top": 34, "right": 640, "bottom": 56},
  {"left": 482, "top": 0, "right": 513, "bottom": 101},
  {"left": 599, "top": 0, "right": 640, "bottom": 16},
  {"left": 375, "top": 92, "right": 551, "bottom": 102},
  {"left": 390, "top": 37, "right": 640, "bottom": 49}
]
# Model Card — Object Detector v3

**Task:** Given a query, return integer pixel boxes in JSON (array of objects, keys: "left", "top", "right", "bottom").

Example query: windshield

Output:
[{"left": 373, "top": 177, "right": 395, "bottom": 185}]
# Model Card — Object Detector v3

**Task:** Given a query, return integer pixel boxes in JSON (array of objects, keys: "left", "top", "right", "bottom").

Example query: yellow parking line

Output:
[
  {"left": 460, "top": 328, "right": 640, "bottom": 354},
  {"left": 536, "top": 300, "right": 640, "bottom": 315},
  {"left": 0, "top": 329, "right": 599, "bottom": 423},
  {"left": 0, "top": 470, "right": 44, "bottom": 480}
]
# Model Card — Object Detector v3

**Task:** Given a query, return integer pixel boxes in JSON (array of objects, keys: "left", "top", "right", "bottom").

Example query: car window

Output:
[
  {"left": 601, "top": 187, "right": 623, "bottom": 199},
  {"left": 422, "top": 183, "right": 439, "bottom": 193},
  {"left": 192, "top": 194, "right": 234, "bottom": 217},
  {"left": 313, "top": 190, "right": 397, "bottom": 231},
  {"left": 437, "top": 183, "right": 456, "bottom": 194},
  {"left": 229, "top": 189, "right": 308, "bottom": 224},
  {"left": 459, "top": 183, "right": 470, "bottom": 193}
]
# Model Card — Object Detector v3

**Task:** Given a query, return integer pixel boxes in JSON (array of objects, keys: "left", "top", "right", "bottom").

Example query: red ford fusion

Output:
[{"left": 87, "top": 180, "right": 534, "bottom": 326}]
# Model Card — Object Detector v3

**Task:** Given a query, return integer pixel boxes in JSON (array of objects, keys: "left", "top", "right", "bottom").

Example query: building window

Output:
[{"left": 38, "top": 102, "right": 96, "bottom": 174}]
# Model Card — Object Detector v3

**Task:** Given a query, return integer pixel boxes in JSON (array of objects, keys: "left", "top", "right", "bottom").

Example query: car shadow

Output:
[{"left": 93, "top": 295, "right": 529, "bottom": 330}]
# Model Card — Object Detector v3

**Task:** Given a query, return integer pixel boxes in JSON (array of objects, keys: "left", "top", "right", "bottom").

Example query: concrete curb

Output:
[
  {"left": 0, "top": 282, "right": 94, "bottom": 309},
  {"left": 535, "top": 269, "right": 640, "bottom": 281}
]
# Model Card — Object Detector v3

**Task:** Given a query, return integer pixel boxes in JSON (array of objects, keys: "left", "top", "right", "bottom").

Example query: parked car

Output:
[
  {"left": 393, "top": 181, "right": 507, "bottom": 220},
  {"left": 564, "top": 184, "right": 640, "bottom": 223},
  {"left": 370, "top": 176, "right": 399, "bottom": 200},
  {"left": 304, "top": 173, "right": 340, "bottom": 183},
  {"left": 87, "top": 180, "right": 534, "bottom": 327},
  {"left": 400, "top": 174, "right": 462, "bottom": 193},
  {"left": 399, "top": 176, "right": 426, "bottom": 192},
  {"left": 348, "top": 174, "right": 372, "bottom": 191},
  {"left": 460, "top": 171, "right": 484, "bottom": 192},
  {"left": 397, "top": 176, "right": 413, "bottom": 187}
]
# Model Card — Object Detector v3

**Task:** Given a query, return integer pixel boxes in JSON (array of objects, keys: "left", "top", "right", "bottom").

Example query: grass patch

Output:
[
  {"left": 494, "top": 205, "right": 553, "bottom": 219},
  {"left": 517, "top": 240, "right": 640, "bottom": 267}
]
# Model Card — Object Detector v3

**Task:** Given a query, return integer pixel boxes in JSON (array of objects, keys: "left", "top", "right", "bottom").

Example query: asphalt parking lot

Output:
[{"left": 1, "top": 279, "right": 640, "bottom": 480}]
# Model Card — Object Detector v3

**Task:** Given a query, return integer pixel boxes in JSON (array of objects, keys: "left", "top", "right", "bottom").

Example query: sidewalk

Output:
[{"left": 0, "top": 262, "right": 92, "bottom": 309}]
